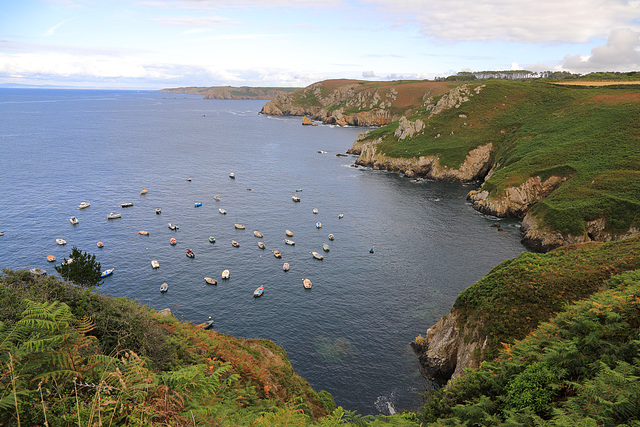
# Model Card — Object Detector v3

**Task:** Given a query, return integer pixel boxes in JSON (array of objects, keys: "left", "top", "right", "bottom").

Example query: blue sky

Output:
[{"left": 1, "top": 0, "right": 639, "bottom": 89}]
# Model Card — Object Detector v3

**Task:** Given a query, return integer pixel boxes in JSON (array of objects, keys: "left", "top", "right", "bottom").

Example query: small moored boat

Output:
[
  {"left": 296, "top": 188, "right": 302, "bottom": 192},
  {"left": 283, "top": 262, "right": 289, "bottom": 271},
  {"left": 97, "top": 241, "right": 104, "bottom": 248},
  {"left": 313, "top": 208, "right": 318, "bottom": 214},
  {"left": 253, "top": 230, "right": 263, "bottom": 238},
  {"left": 156, "top": 208, "right": 161, "bottom": 214},
  {"left": 285, "top": 230, "right": 293, "bottom": 237},
  {"left": 292, "top": 195, "right": 300, "bottom": 202},
  {"left": 138, "top": 230, "right": 149, "bottom": 236},
  {"left": 370, "top": 246, "right": 375, "bottom": 253},
  {"left": 30, "top": 268, "right": 47, "bottom": 276},
  {"left": 221, "top": 269, "right": 230, "bottom": 279},
  {"left": 46, "top": 254, "right": 56, "bottom": 262},
  {"left": 316, "top": 222, "right": 322, "bottom": 228},
  {"left": 219, "top": 208, "right": 227, "bottom": 215},
  {"left": 231, "top": 240, "right": 240, "bottom": 247},
  {"left": 168, "top": 223, "right": 179, "bottom": 230},
  {"left": 56, "top": 238, "right": 67, "bottom": 245},
  {"left": 328, "top": 233, "right": 335, "bottom": 241},
  {"left": 101, "top": 268, "right": 114, "bottom": 278},
  {"left": 273, "top": 249, "right": 282, "bottom": 258},
  {"left": 229, "top": 172, "right": 235, "bottom": 179},
  {"left": 214, "top": 195, "right": 221, "bottom": 201},
  {"left": 284, "top": 239, "right": 295, "bottom": 246},
  {"left": 302, "top": 278, "right": 312, "bottom": 289},
  {"left": 194, "top": 202, "right": 202, "bottom": 207},
  {"left": 311, "top": 251, "right": 323, "bottom": 260},
  {"left": 258, "top": 241, "right": 265, "bottom": 249},
  {"left": 160, "top": 282, "right": 168, "bottom": 292},
  {"left": 338, "top": 213, "right": 344, "bottom": 219},
  {"left": 186, "top": 249, "right": 195, "bottom": 258},
  {"left": 253, "top": 286, "right": 264, "bottom": 297},
  {"left": 70, "top": 216, "right": 79, "bottom": 225},
  {"left": 140, "top": 187, "right": 148, "bottom": 195},
  {"left": 235, "top": 223, "right": 245, "bottom": 230},
  {"left": 323, "top": 243, "right": 330, "bottom": 252},
  {"left": 107, "top": 212, "right": 121, "bottom": 219},
  {"left": 204, "top": 277, "right": 217, "bottom": 285},
  {"left": 170, "top": 237, "right": 177, "bottom": 245},
  {"left": 78, "top": 202, "right": 90, "bottom": 209},
  {"left": 121, "top": 202, "right": 133, "bottom": 208},
  {"left": 209, "top": 236, "right": 216, "bottom": 243},
  {"left": 151, "top": 260, "right": 159, "bottom": 269}
]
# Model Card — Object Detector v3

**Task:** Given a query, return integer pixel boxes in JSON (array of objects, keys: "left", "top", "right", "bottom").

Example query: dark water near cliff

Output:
[{"left": 0, "top": 88, "right": 525, "bottom": 415}]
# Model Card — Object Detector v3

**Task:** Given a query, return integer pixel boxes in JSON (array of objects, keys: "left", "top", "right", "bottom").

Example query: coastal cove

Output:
[{"left": 0, "top": 89, "right": 526, "bottom": 415}]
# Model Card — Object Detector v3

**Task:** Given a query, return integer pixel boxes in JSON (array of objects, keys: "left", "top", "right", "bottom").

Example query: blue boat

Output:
[
  {"left": 253, "top": 286, "right": 264, "bottom": 297},
  {"left": 101, "top": 268, "right": 114, "bottom": 278},
  {"left": 194, "top": 202, "right": 202, "bottom": 207}
]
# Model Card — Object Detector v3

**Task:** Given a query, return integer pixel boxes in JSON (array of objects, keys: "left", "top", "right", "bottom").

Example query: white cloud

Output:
[
  {"left": 362, "top": 71, "right": 376, "bottom": 77},
  {"left": 563, "top": 28, "right": 640, "bottom": 72},
  {"left": 365, "top": 0, "right": 640, "bottom": 43},
  {"left": 43, "top": 18, "right": 74, "bottom": 37},
  {"left": 154, "top": 16, "right": 235, "bottom": 27}
]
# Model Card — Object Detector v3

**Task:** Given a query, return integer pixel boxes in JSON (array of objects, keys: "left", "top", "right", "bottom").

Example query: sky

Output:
[{"left": 1, "top": 0, "right": 639, "bottom": 89}]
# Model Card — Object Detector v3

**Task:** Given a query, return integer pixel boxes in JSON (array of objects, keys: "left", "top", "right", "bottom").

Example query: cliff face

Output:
[{"left": 411, "top": 311, "right": 488, "bottom": 383}]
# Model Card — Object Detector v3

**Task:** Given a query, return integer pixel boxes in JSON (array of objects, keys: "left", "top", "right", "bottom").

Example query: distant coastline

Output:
[{"left": 161, "top": 85, "right": 300, "bottom": 100}]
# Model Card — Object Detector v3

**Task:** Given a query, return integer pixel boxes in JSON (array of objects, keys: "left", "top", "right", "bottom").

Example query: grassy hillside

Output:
[
  {"left": 420, "top": 266, "right": 640, "bottom": 425},
  {"left": 355, "top": 79, "right": 640, "bottom": 240},
  {"left": 0, "top": 269, "right": 418, "bottom": 426}
]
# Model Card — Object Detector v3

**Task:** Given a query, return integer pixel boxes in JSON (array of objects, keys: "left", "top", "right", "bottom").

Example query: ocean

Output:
[{"left": 0, "top": 88, "right": 526, "bottom": 415}]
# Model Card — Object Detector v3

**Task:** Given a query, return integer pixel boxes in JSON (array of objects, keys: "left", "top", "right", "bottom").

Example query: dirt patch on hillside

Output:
[{"left": 589, "top": 93, "right": 640, "bottom": 103}]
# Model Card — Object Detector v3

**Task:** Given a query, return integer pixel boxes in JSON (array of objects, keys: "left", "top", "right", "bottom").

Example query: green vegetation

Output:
[
  {"left": 0, "top": 269, "right": 418, "bottom": 425},
  {"left": 420, "top": 266, "right": 640, "bottom": 425},
  {"left": 54, "top": 246, "right": 103, "bottom": 288},
  {"left": 361, "top": 80, "right": 640, "bottom": 238},
  {"left": 454, "top": 236, "right": 640, "bottom": 361}
]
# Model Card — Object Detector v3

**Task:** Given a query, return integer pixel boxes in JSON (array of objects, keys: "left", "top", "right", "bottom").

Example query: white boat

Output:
[
  {"left": 285, "top": 229, "right": 293, "bottom": 237},
  {"left": 302, "top": 278, "right": 312, "bottom": 289},
  {"left": 56, "top": 238, "right": 67, "bottom": 245},
  {"left": 194, "top": 202, "right": 202, "bottom": 207},
  {"left": 204, "top": 277, "right": 217, "bottom": 285},
  {"left": 209, "top": 236, "right": 216, "bottom": 243},
  {"left": 338, "top": 213, "right": 344, "bottom": 219},
  {"left": 156, "top": 208, "right": 162, "bottom": 215},
  {"left": 283, "top": 262, "right": 290, "bottom": 271},
  {"left": 160, "top": 282, "right": 168, "bottom": 292},
  {"left": 121, "top": 202, "right": 133, "bottom": 208},
  {"left": 231, "top": 240, "right": 240, "bottom": 247},
  {"left": 221, "top": 269, "right": 230, "bottom": 279},
  {"left": 253, "top": 230, "right": 263, "bottom": 238},
  {"left": 229, "top": 173, "right": 235, "bottom": 179},
  {"left": 292, "top": 195, "right": 300, "bottom": 202},
  {"left": 168, "top": 223, "right": 179, "bottom": 230},
  {"left": 107, "top": 212, "right": 121, "bottom": 219},
  {"left": 70, "top": 216, "right": 79, "bottom": 225},
  {"left": 313, "top": 208, "right": 318, "bottom": 214},
  {"left": 316, "top": 222, "right": 322, "bottom": 228},
  {"left": 219, "top": 208, "right": 227, "bottom": 215},
  {"left": 151, "top": 260, "right": 160, "bottom": 269},
  {"left": 235, "top": 223, "right": 245, "bottom": 230},
  {"left": 311, "top": 251, "right": 324, "bottom": 260},
  {"left": 101, "top": 268, "right": 114, "bottom": 278},
  {"left": 186, "top": 177, "right": 192, "bottom": 181},
  {"left": 214, "top": 195, "right": 221, "bottom": 201},
  {"left": 78, "top": 202, "right": 91, "bottom": 209},
  {"left": 140, "top": 187, "right": 148, "bottom": 195},
  {"left": 30, "top": 268, "right": 47, "bottom": 276},
  {"left": 323, "top": 243, "right": 330, "bottom": 252},
  {"left": 258, "top": 241, "right": 265, "bottom": 249},
  {"left": 328, "top": 233, "right": 335, "bottom": 240},
  {"left": 284, "top": 239, "right": 295, "bottom": 246}
]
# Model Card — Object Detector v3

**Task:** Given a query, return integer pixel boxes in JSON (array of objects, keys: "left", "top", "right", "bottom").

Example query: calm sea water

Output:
[{"left": 0, "top": 88, "right": 525, "bottom": 415}]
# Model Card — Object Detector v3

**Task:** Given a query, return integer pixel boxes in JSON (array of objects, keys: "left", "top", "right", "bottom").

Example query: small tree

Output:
[{"left": 54, "top": 246, "right": 103, "bottom": 288}]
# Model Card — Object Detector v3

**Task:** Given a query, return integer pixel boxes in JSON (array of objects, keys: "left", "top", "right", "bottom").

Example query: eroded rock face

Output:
[
  {"left": 520, "top": 213, "right": 640, "bottom": 252},
  {"left": 411, "top": 311, "right": 488, "bottom": 383},
  {"left": 467, "top": 176, "right": 568, "bottom": 217},
  {"left": 352, "top": 139, "right": 493, "bottom": 183}
]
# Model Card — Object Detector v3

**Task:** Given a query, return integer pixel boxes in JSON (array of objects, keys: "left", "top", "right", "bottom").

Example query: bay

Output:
[{"left": 0, "top": 88, "right": 525, "bottom": 415}]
